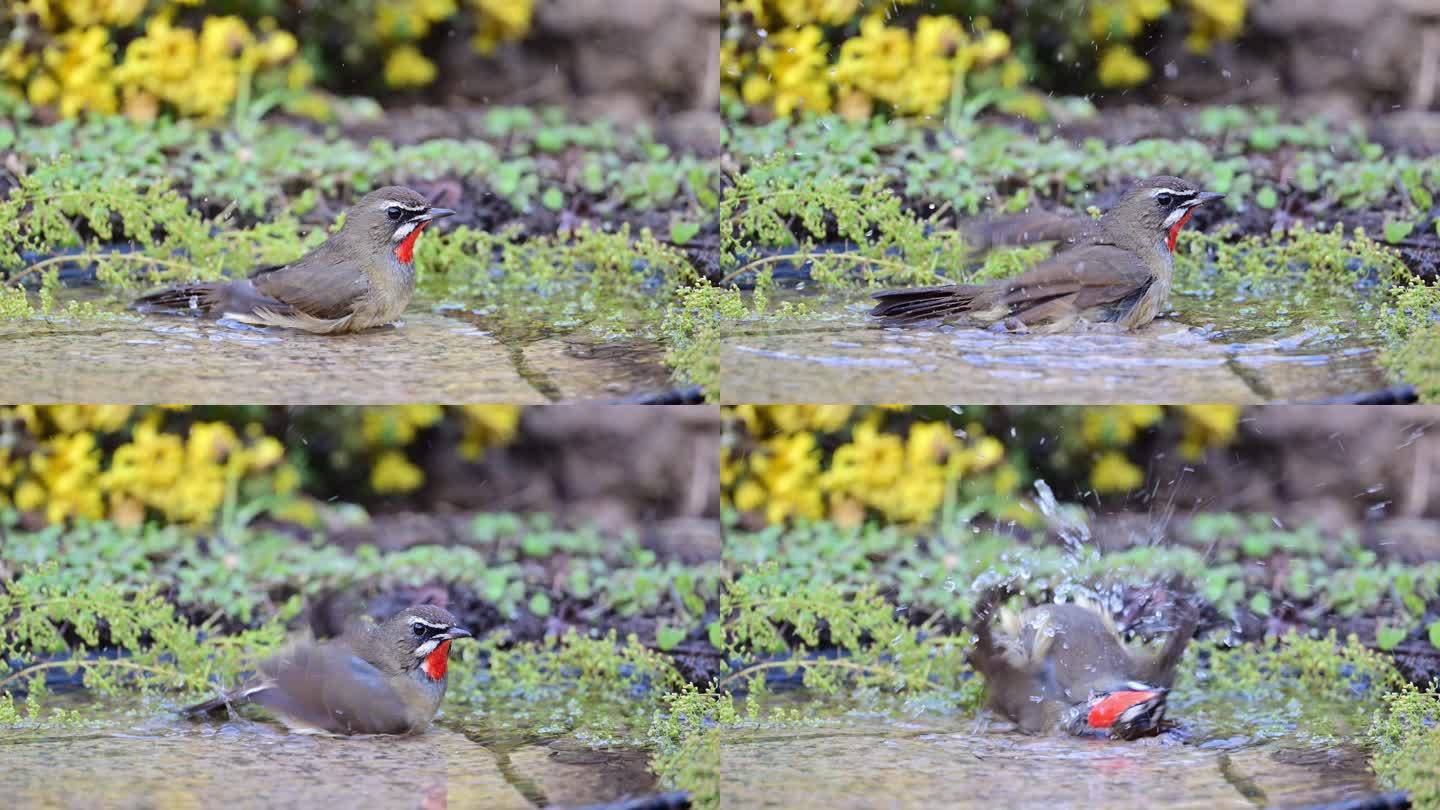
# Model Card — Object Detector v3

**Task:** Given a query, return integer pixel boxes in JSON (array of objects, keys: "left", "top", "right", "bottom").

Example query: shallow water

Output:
[
  {"left": 0, "top": 707, "right": 659, "bottom": 809},
  {"left": 720, "top": 290, "right": 1389, "bottom": 403},
  {"left": 0, "top": 307, "right": 672, "bottom": 403},
  {"left": 721, "top": 712, "right": 1378, "bottom": 809}
]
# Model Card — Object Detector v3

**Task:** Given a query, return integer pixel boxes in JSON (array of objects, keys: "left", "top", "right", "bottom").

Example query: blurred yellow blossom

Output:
[
  {"left": 470, "top": 0, "right": 534, "bottom": 54},
  {"left": 1082, "top": 405, "right": 1163, "bottom": 446},
  {"left": 371, "top": 450, "right": 425, "bottom": 494},
  {"left": 458, "top": 405, "right": 522, "bottom": 460},
  {"left": 1185, "top": 0, "right": 1246, "bottom": 50},
  {"left": 723, "top": 0, "right": 1247, "bottom": 116},
  {"left": 1098, "top": 44, "right": 1151, "bottom": 87},
  {"left": 1179, "top": 404, "right": 1241, "bottom": 459},
  {"left": 1090, "top": 0, "right": 1170, "bottom": 39},
  {"left": 383, "top": 44, "right": 437, "bottom": 88},
  {"left": 1091, "top": 450, "right": 1145, "bottom": 494}
]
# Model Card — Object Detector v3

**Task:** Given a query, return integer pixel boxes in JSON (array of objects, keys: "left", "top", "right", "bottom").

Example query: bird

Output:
[
  {"left": 870, "top": 176, "right": 1224, "bottom": 332},
  {"left": 967, "top": 583, "right": 1198, "bottom": 740},
  {"left": 135, "top": 186, "right": 455, "bottom": 334},
  {"left": 180, "top": 605, "right": 473, "bottom": 735}
]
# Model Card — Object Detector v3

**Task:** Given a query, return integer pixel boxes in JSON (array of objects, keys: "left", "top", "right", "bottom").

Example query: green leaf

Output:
[
  {"left": 1429, "top": 621, "right": 1440, "bottom": 650},
  {"left": 1249, "top": 128, "right": 1280, "bottom": 151},
  {"left": 707, "top": 620, "right": 725, "bottom": 649},
  {"left": 528, "top": 591, "right": 552, "bottom": 617},
  {"left": 535, "top": 129, "right": 566, "bottom": 153},
  {"left": 1256, "top": 187, "right": 1279, "bottom": 210},
  {"left": 541, "top": 188, "right": 565, "bottom": 212},
  {"left": 670, "top": 220, "right": 701, "bottom": 245},
  {"left": 1384, "top": 220, "right": 1415, "bottom": 244},
  {"left": 1377, "top": 621, "right": 1407, "bottom": 651},
  {"left": 1249, "top": 591, "right": 1272, "bottom": 616},
  {"left": 656, "top": 623, "right": 686, "bottom": 651}
]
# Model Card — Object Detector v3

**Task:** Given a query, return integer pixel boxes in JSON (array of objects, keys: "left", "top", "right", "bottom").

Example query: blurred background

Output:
[
  {"left": 2, "top": 0, "right": 720, "bottom": 134},
  {"left": 722, "top": 0, "right": 1437, "bottom": 136}
]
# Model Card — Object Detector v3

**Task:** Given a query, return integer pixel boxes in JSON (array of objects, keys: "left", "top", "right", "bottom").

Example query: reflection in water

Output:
[
  {"left": 0, "top": 309, "right": 673, "bottom": 403},
  {"left": 0, "top": 709, "right": 663, "bottom": 809},
  {"left": 720, "top": 713, "right": 1378, "bottom": 809},
  {"left": 721, "top": 289, "right": 1388, "bottom": 403}
]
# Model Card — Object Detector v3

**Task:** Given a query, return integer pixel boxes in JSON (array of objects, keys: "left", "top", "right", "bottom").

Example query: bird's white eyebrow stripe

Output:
[
  {"left": 378, "top": 200, "right": 428, "bottom": 210},
  {"left": 408, "top": 617, "right": 449, "bottom": 629},
  {"left": 1150, "top": 187, "right": 1196, "bottom": 198}
]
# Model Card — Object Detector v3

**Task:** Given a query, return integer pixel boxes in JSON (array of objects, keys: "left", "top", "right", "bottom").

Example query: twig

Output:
[
  {"left": 718, "top": 251, "right": 909, "bottom": 286},
  {"left": 6, "top": 253, "right": 203, "bottom": 288},
  {"left": 0, "top": 659, "right": 180, "bottom": 692},
  {"left": 716, "top": 658, "right": 897, "bottom": 690}
]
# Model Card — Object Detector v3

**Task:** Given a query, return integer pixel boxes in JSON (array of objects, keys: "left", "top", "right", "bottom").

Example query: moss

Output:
[
  {"left": 1369, "top": 684, "right": 1440, "bottom": 807},
  {"left": 1380, "top": 285, "right": 1440, "bottom": 401},
  {"left": 1179, "top": 631, "right": 1405, "bottom": 739}
]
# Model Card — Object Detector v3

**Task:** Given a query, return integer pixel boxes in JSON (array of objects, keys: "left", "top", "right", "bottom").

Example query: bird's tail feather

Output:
[
  {"left": 133, "top": 284, "right": 219, "bottom": 314},
  {"left": 870, "top": 285, "right": 980, "bottom": 323}
]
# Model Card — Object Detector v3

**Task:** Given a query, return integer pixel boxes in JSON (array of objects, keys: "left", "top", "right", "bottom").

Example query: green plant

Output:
[{"left": 0, "top": 563, "right": 290, "bottom": 715}]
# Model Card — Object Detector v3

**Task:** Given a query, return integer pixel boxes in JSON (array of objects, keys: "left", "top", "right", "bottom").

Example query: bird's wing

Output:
[
  {"left": 251, "top": 254, "right": 371, "bottom": 321},
  {"left": 994, "top": 244, "right": 1154, "bottom": 309},
  {"left": 255, "top": 643, "right": 411, "bottom": 734},
  {"left": 962, "top": 210, "right": 1093, "bottom": 252}
]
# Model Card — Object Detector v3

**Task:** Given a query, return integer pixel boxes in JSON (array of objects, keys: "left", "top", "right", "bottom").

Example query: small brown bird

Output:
[
  {"left": 871, "top": 176, "right": 1224, "bottom": 332},
  {"left": 136, "top": 186, "right": 455, "bottom": 334},
  {"left": 180, "top": 605, "right": 472, "bottom": 735},
  {"left": 968, "top": 585, "right": 1197, "bottom": 739}
]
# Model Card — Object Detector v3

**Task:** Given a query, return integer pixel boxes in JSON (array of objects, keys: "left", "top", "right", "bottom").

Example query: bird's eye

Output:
[
  {"left": 1155, "top": 192, "right": 1174, "bottom": 207},
  {"left": 387, "top": 207, "right": 403, "bottom": 221},
  {"left": 412, "top": 624, "right": 428, "bottom": 638}
]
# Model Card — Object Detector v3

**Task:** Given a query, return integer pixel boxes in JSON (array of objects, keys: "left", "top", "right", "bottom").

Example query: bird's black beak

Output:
[
  {"left": 438, "top": 625, "right": 472, "bottom": 641},
  {"left": 1192, "top": 191, "right": 1225, "bottom": 206},
  {"left": 421, "top": 207, "right": 456, "bottom": 221}
]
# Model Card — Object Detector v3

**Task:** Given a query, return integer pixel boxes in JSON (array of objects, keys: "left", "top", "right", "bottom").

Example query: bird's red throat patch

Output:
[
  {"left": 421, "top": 639, "right": 452, "bottom": 681},
  {"left": 1087, "top": 690, "right": 1161, "bottom": 728},
  {"left": 1166, "top": 209, "right": 1195, "bottom": 254},
  {"left": 395, "top": 221, "right": 431, "bottom": 264}
]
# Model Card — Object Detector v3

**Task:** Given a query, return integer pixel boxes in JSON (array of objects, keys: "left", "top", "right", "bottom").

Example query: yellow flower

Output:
[
  {"left": 771, "top": 0, "right": 860, "bottom": 26},
  {"left": 756, "top": 25, "right": 833, "bottom": 116},
  {"left": 0, "top": 43, "right": 35, "bottom": 82},
  {"left": 384, "top": 44, "right": 437, "bottom": 88},
  {"left": 371, "top": 450, "right": 425, "bottom": 494},
  {"left": 1091, "top": 451, "right": 1144, "bottom": 494},
  {"left": 259, "top": 30, "right": 298, "bottom": 66},
  {"left": 470, "top": 0, "right": 534, "bottom": 54},
  {"left": 362, "top": 404, "right": 446, "bottom": 446},
  {"left": 1082, "top": 405, "right": 1163, "bottom": 446},
  {"left": 969, "top": 435, "right": 1004, "bottom": 470},
  {"left": 733, "top": 479, "right": 767, "bottom": 513},
  {"left": 27, "top": 73, "right": 60, "bottom": 105},
  {"left": 1179, "top": 404, "right": 1240, "bottom": 459},
  {"left": 971, "top": 29, "right": 1010, "bottom": 66},
  {"left": 459, "top": 405, "right": 521, "bottom": 460},
  {"left": 1185, "top": 0, "right": 1246, "bottom": 51},
  {"left": 1098, "top": 44, "right": 1151, "bottom": 87}
]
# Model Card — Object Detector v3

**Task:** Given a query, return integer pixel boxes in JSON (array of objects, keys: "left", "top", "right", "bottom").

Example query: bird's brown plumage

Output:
[
  {"left": 968, "top": 583, "right": 1197, "bottom": 735},
  {"left": 134, "top": 186, "right": 454, "bottom": 334},
  {"left": 872, "top": 176, "right": 1223, "bottom": 332},
  {"left": 180, "top": 605, "right": 472, "bottom": 735}
]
